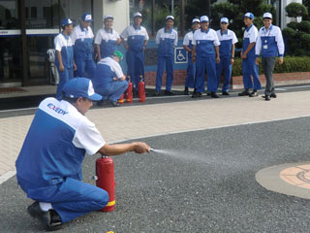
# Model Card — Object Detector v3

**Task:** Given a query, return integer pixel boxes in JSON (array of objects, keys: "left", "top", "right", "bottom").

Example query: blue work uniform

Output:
[
  {"left": 54, "top": 33, "right": 74, "bottom": 100},
  {"left": 71, "top": 25, "right": 96, "bottom": 79},
  {"left": 216, "top": 29, "right": 238, "bottom": 93},
  {"left": 183, "top": 31, "right": 195, "bottom": 89},
  {"left": 192, "top": 28, "right": 220, "bottom": 93},
  {"left": 16, "top": 97, "right": 108, "bottom": 223},
  {"left": 121, "top": 25, "right": 149, "bottom": 90},
  {"left": 94, "top": 28, "right": 120, "bottom": 59},
  {"left": 92, "top": 57, "right": 128, "bottom": 102},
  {"left": 155, "top": 27, "right": 178, "bottom": 92},
  {"left": 242, "top": 24, "right": 261, "bottom": 90}
]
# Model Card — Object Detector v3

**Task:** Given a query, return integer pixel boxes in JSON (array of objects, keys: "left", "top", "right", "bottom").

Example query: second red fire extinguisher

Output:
[
  {"left": 125, "top": 76, "right": 133, "bottom": 103},
  {"left": 138, "top": 75, "right": 145, "bottom": 102}
]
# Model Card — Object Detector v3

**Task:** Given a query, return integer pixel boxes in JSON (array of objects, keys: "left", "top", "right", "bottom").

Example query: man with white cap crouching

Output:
[{"left": 255, "top": 12, "right": 284, "bottom": 101}]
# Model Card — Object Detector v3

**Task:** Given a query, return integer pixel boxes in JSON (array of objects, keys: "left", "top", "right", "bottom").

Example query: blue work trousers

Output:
[
  {"left": 126, "top": 50, "right": 144, "bottom": 90},
  {"left": 56, "top": 66, "right": 74, "bottom": 100},
  {"left": 216, "top": 56, "right": 232, "bottom": 92},
  {"left": 156, "top": 55, "right": 174, "bottom": 92},
  {"left": 185, "top": 56, "right": 195, "bottom": 88},
  {"left": 242, "top": 56, "right": 261, "bottom": 90},
  {"left": 75, "top": 56, "right": 96, "bottom": 79},
  {"left": 195, "top": 55, "right": 217, "bottom": 93},
  {"left": 97, "top": 81, "right": 128, "bottom": 102},
  {"left": 19, "top": 177, "right": 109, "bottom": 223}
]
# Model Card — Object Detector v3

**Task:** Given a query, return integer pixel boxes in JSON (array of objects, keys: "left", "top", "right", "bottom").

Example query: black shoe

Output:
[
  {"left": 164, "top": 90, "right": 175, "bottom": 96},
  {"left": 210, "top": 92, "right": 219, "bottom": 98},
  {"left": 222, "top": 91, "right": 229, "bottom": 96},
  {"left": 153, "top": 91, "right": 160, "bottom": 96},
  {"left": 270, "top": 93, "right": 277, "bottom": 98},
  {"left": 27, "top": 202, "right": 62, "bottom": 231},
  {"left": 192, "top": 92, "right": 202, "bottom": 98},
  {"left": 238, "top": 89, "right": 250, "bottom": 96},
  {"left": 111, "top": 101, "right": 121, "bottom": 107},
  {"left": 265, "top": 95, "right": 271, "bottom": 101},
  {"left": 184, "top": 88, "right": 190, "bottom": 95},
  {"left": 206, "top": 92, "right": 211, "bottom": 96},
  {"left": 249, "top": 90, "right": 258, "bottom": 97}
]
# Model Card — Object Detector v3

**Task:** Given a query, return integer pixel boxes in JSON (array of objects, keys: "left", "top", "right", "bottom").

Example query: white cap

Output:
[
  {"left": 192, "top": 18, "right": 200, "bottom": 24},
  {"left": 103, "top": 15, "right": 114, "bottom": 21},
  {"left": 220, "top": 17, "right": 229, "bottom": 24},
  {"left": 200, "top": 15, "right": 209, "bottom": 23},
  {"left": 263, "top": 12, "right": 273, "bottom": 19},
  {"left": 134, "top": 12, "right": 142, "bottom": 18},
  {"left": 166, "top": 15, "right": 175, "bottom": 21},
  {"left": 244, "top": 12, "right": 254, "bottom": 19}
]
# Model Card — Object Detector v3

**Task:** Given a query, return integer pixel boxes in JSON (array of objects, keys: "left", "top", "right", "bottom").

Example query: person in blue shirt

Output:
[
  {"left": 54, "top": 18, "right": 77, "bottom": 100},
  {"left": 94, "top": 15, "right": 121, "bottom": 61},
  {"left": 92, "top": 51, "right": 128, "bottom": 107},
  {"left": 154, "top": 15, "right": 178, "bottom": 96},
  {"left": 16, "top": 77, "right": 150, "bottom": 231},
  {"left": 183, "top": 18, "right": 200, "bottom": 95},
  {"left": 239, "top": 12, "right": 261, "bottom": 97},
  {"left": 216, "top": 17, "right": 238, "bottom": 95},
  {"left": 71, "top": 13, "right": 96, "bottom": 79},
  {"left": 121, "top": 12, "right": 149, "bottom": 93},
  {"left": 192, "top": 15, "right": 220, "bottom": 98},
  {"left": 255, "top": 12, "right": 284, "bottom": 101}
]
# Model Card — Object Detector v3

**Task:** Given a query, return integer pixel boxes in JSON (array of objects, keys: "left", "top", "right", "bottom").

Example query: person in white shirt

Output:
[
  {"left": 154, "top": 15, "right": 178, "bottom": 96},
  {"left": 183, "top": 18, "right": 200, "bottom": 95},
  {"left": 94, "top": 15, "right": 121, "bottom": 61},
  {"left": 216, "top": 17, "right": 238, "bottom": 95},
  {"left": 71, "top": 13, "right": 96, "bottom": 79},
  {"left": 192, "top": 15, "right": 220, "bottom": 98},
  {"left": 255, "top": 12, "right": 284, "bottom": 101}
]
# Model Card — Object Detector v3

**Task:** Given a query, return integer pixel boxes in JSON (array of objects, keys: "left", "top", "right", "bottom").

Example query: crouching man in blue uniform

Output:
[
  {"left": 121, "top": 12, "right": 149, "bottom": 92},
  {"left": 92, "top": 51, "right": 128, "bottom": 107},
  {"left": 255, "top": 12, "right": 284, "bottom": 101},
  {"left": 16, "top": 77, "right": 150, "bottom": 231},
  {"left": 154, "top": 15, "right": 178, "bottom": 96},
  {"left": 55, "top": 18, "right": 77, "bottom": 100},
  {"left": 216, "top": 17, "right": 238, "bottom": 95},
  {"left": 71, "top": 13, "right": 96, "bottom": 79}
]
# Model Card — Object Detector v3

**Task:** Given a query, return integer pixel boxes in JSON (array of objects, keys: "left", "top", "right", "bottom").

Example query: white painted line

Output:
[
  {"left": 0, "top": 107, "right": 37, "bottom": 113},
  {"left": 0, "top": 170, "right": 16, "bottom": 185}
]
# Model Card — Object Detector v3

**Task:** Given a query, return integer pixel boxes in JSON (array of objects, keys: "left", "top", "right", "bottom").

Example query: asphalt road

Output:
[{"left": 1, "top": 116, "right": 310, "bottom": 232}]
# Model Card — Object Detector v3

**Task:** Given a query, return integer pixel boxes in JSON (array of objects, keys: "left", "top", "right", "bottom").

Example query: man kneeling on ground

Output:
[
  {"left": 92, "top": 50, "right": 128, "bottom": 107},
  {"left": 16, "top": 78, "right": 150, "bottom": 231}
]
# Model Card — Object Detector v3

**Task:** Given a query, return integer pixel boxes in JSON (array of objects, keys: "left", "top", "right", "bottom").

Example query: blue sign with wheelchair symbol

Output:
[{"left": 174, "top": 47, "right": 188, "bottom": 64}]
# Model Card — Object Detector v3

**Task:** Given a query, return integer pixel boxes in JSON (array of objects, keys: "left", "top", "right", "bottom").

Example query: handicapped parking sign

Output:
[{"left": 175, "top": 47, "right": 188, "bottom": 64}]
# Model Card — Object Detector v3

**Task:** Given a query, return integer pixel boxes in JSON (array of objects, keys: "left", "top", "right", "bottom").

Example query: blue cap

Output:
[
  {"left": 200, "top": 15, "right": 209, "bottom": 23},
  {"left": 81, "top": 13, "right": 93, "bottom": 22},
  {"left": 61, "top": 18, "right": 73, "bottom": 27},
  {"left": 244, "top": 12, "right": 254, "bottom": 20},
  {"left": 62, "top": 78, "right": 102, "bottom": 101},
  {"left": 220, "top": 17, "right": 229, "bottom": 24}
]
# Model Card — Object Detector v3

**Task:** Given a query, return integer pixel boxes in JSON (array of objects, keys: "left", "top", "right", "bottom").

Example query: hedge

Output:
[{"left": 231, "top": 56, "right": 310, "bottom": 76}]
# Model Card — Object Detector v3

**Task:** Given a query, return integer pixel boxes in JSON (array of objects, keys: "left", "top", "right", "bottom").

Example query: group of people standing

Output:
[
  {"left": 54, "top": 10, "right": 284, "bottom": 105},
  {"left": 183, "top": 12, "right": 284, "bottom": 100}
]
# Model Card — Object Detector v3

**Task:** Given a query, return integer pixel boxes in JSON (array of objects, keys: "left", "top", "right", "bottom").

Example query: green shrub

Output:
[
  {"left": 286, "top": 22, "right": 299, "bottom": 30},
  {"left": 301, "top": 33, "right": 310, "bottom": 49},
  {"left": 282, "top": 27, "right": 296, "bottom": 38},
  {"left": 232, "top": 57, "right": 310, "bottom": 76},
  {"left": 297, "top": 20, "right": 310, "bottom": 33},
  {"left": 286, "top": 3, "right": 308, "bottom": 18}
]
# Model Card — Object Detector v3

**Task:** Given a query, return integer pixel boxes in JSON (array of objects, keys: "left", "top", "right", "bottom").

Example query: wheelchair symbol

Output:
[{"left": 177, "top": 50, "right": 186, "bottom": 61}]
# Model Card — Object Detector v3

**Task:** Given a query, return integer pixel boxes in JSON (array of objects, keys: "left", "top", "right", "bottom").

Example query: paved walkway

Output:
[{"left": 1, "top": 90, "right": 310, "bottom": 184}]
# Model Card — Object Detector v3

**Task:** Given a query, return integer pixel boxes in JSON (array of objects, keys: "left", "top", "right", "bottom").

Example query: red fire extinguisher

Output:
[
  {"left": 125, "top": 76, "right": 133, "bottom": 103},
  {"left": 95, "top": 156, "right": 116, "bottom": 212},
  {"left": 117, "top": 93, "right": 124, "bottom": 105},
  {"left": 138, "top": 75, "right": 145, "bottom": 102}
]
